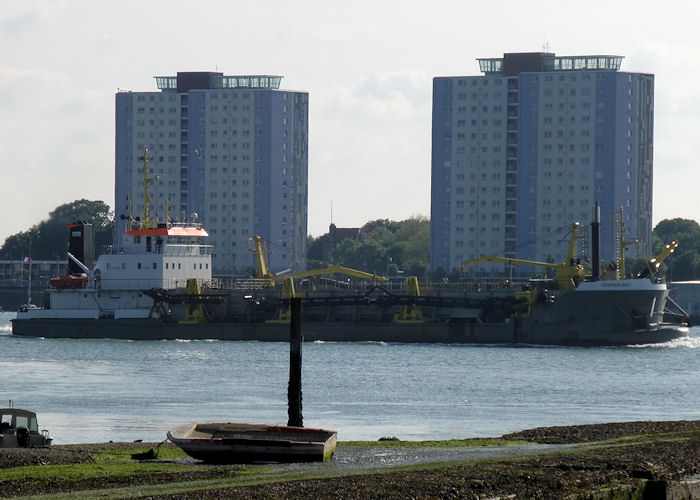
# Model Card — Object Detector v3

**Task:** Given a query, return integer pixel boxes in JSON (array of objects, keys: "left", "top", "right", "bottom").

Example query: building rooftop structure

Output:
[
  {"left": 154, "top": 72, "right": 283, "bottom": 93},
  {"left": 477, "top": 53, "right": 624, "bottom": 76}
]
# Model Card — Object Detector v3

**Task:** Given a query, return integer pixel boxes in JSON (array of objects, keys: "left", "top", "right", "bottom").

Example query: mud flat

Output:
[{"left": 0, "top": 420, "right": 698, "bottom": 499}]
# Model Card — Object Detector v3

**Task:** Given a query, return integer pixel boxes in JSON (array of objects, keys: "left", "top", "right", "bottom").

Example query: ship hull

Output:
[
  {"left": 11, "top": 317, "right": 688, "bottom": 348},
  {"left": 11, "top": 280, "right": 689, "bottom": 346}
]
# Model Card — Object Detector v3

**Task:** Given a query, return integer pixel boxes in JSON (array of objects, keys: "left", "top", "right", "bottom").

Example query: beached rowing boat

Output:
[{"left": 167, "top": 422, "right": 337, "bottom": 463}]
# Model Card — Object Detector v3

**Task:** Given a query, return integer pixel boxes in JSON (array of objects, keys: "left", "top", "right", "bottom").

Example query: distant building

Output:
[
  {"left": 0, "top": 259, "right": 68, "bottom": 310},
  {"left": 309, "top": 224, "right": 365, "bottom": 263},
  {"left": 430, "top": 52, "right": 654, "bottom": 276},
  {"left": 0, "top": 260, "right": 67, "bottom": 287},
  {"left": 668, "top": 282, "right": 700, "bottom": 322},
  {"left": 115, "top": 72, "right": 309, "bottom": 275}
]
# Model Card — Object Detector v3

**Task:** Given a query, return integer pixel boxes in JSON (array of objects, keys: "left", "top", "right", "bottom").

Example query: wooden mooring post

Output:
[{"left": 287, "top": 297, "right": 303, "bottom": 427}]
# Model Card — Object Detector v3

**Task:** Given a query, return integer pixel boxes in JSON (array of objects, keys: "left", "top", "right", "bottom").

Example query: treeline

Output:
[
  {"left": 3, "top": 200, "right": 700, "bottom": 281},
  {"left": 308, "top": 216, "right": 430, "bottom": 278},
  {"left": 0, "top": 200, "right": 113, "bottom": 260},
  {"left": 313, "top": 216, "right": 700, "bottom": 281}
]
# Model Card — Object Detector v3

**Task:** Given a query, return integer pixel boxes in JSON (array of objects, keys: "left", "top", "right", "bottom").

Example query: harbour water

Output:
[{"left": 1, "top": 311, "right": 698, "bottom": 444}]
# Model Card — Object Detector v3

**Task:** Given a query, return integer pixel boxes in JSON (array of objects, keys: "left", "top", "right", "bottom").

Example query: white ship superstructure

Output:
[
  {"left": 17, "top": 149, "right": 213, "bottom": 321},
  {"left": 18, "top": 221, "right": 212, "bottom": 321},
  {"left": 96, "top": 224, "right": 211, "bottom": 291}
]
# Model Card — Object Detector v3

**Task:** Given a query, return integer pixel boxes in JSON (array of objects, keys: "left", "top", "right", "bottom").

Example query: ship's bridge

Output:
[
  {"left": 120, "top": 224, "right": 211, "bottom": 256},
  {"left": 93, "top": 224, "right": 212, "bottom": 290}
]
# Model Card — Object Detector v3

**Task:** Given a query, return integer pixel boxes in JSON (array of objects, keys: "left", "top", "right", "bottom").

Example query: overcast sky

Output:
[{"left": 1, "top": 0, "right": 699, "bottom": 247}]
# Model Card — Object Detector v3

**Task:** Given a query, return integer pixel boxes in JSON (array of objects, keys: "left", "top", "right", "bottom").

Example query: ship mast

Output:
[
  {"left": 26, "top": 240, "right": 32, "bottom": 305},
  {"left": 615, "top": 206, "right": 636, "bottom": 280},
  {"left": 139, "top": 148, "right": 157, "bottom": 229}
]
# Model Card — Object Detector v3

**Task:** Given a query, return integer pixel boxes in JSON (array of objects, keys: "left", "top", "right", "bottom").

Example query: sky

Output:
[{"left": 1, "top": 0, "right": 700, "bottom": 246}]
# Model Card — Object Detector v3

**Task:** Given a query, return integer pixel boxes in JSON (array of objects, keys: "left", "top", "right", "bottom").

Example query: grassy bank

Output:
[{"left": 1, "top": 420, "right": 698, "bottom": 499}]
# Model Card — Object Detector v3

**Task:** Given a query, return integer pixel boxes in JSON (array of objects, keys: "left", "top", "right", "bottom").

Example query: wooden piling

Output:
[{"left": 287, "top": 297, "right": 303, "bottom": 427}]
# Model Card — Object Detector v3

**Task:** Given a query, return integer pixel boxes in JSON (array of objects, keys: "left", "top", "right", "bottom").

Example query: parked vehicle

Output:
[{"left": 0, "top": 407, "right": 52, "bottom": 448}]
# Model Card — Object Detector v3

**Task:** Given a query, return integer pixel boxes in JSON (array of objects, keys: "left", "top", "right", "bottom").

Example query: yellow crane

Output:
[
  {"left": 393, "top": 276, "right": 424, "bottom": 322},
  {"left": 461, "top": 223, "right": 586, "bottom": 291},
  {"left": 248, "top": 236, "right": 388, "bottom": 322},
  {"left": 248, "top": 236, "right": 274, "bottom": 283},
  {"left": 248, "top": 236, "right": 387, "bottom": 285},
  {"left": 180, "top": 278, "right": 207, "bottom": 324},
  {"left": 283, "top": 265, "right": 387, "bottom": 283},
  {"left": 637, "top": 241, "right": 678, "bottom": 279}
]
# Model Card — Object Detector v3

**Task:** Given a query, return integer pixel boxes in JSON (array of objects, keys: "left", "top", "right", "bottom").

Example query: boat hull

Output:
[
  {"left": 11, "top": 316, "right": 688, "bottom": 346},
  {"left": 11, "top": 280, "right": 689, "bottom": 346},
  {"left": 167, "top": 423, "right": 337, "bottom": 464}
]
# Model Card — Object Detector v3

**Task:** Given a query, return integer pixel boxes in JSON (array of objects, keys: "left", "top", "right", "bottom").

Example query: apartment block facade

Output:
[
  {"left": 115, "top": 72, "right": 308, "bottom": 275},
  {"left": 430, "top": 52, "right": 654, "bottom": 276}
]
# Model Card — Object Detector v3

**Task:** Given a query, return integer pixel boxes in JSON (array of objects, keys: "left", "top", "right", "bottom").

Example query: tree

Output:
[
  {"left": 0, "top": 229, "right": 39, "bottom": 261},
  {"left": 653, "top": 219, "right": 700, "bottom": 253},
  {"left": 326, "top": 216, "right": 430, "bottom": 277},
  {"left": 392, "top": 216, "right": 429, "bottom": 277},
  {"left": 0, "top": 200, "right": 113, "bottom": 260},
  {"left": 651, "top": 218, "right": 700, "bottom": 280}
]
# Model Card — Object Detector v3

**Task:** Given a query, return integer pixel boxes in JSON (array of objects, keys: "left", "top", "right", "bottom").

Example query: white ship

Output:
[{"left": 15, "top": 149, "right": 215, "bottom": 325}]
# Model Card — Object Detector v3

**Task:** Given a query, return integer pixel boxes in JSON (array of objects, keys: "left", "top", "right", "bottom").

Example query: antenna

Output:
[
  {"left": 28, "top": 240, "right": 32, "bottom": 304},
  {"left": 127, "top": 196, "right": 132, "bottom": 225},
  {"left": 330, "top": 201, "right": 333, "bottom": 225}
]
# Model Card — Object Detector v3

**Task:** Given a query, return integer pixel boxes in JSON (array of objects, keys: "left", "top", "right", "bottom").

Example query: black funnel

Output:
[{"left": 68, "top": 223, "right": 94, "bottom": 275}]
